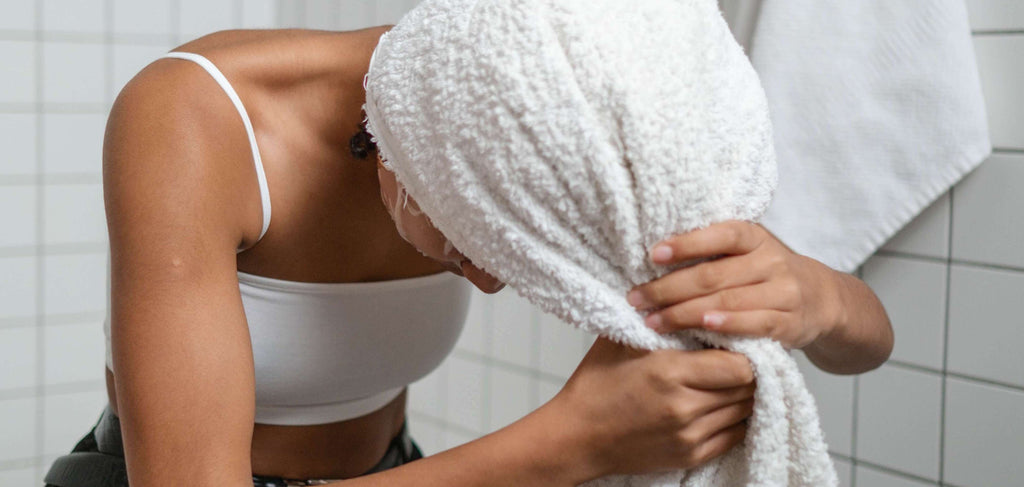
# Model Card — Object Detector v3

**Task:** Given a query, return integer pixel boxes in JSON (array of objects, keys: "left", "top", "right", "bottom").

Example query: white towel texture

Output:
[
  {"left": 364, "top": 0, "right": 836, "bottom": 485},
  {"left": 738, "top": 0, "right": 991, "bottom": 273}
]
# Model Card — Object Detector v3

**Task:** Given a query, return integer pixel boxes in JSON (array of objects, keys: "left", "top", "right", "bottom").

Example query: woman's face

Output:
[{"left": 376, "top": 156, "right": 506, "bottom": 294}]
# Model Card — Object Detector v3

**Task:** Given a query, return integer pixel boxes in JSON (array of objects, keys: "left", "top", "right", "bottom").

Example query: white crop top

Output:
[{"left": 103, "top": 52, "right": 473, "bottom": 425}]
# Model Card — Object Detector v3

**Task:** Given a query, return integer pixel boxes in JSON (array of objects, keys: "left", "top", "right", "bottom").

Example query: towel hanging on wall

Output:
[{"left": 726, "top": 0, "right": 991, "bottom": 273}]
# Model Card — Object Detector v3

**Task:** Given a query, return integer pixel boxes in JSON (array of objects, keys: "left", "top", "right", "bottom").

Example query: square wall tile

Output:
[
  {"left": 0, "top": 114, "right": 38, "bottom": 176},
  {"left": 408, "top": 418, "right": 444, "bottom": 456},
  {"left": 535, "top": 377, "right": 564, "bottom": 409},
  {"left": 0, "top": 2, "right": 35, "bottom": 31},
  {"left": 43, "top": 389, "right": 106, "bottom": 455},
  {"left": 0, "top": 256, "right": 37, "bottom": 319},
  {"left": 43, "top": 252, "right": 107, "bottom": 316},
  {"left": 302, "top": 1, "right": 341, "bottom": 30},
  {"left": 0, "top": 326, "right": 36, "bottom": 391},
  {"left": 0, "top": 467, "right": 38, "bottom": 486},
  {"left": 856, "top": 364, "right": 942, "bottom": 480},
  {"left": 861, "top": 255, "right": 947, "bottom": 370},
  {"left": 44, "top": 321, "right": 106, "bottom": 385},
  {"left": 944, "top": 378, "right": 1024, "bottom": 487},
  {"left": 335, "top": 1, "right": 377, "bottom": 31},
  {"left": 43, "top": 42, "right": 106, "bottom": 105},
  {"left": 880, "top": 192, "right": 950, "bottom": 259},
  {"left": 42, "top": 113, "right": 106, "bottom": 175},
  {"left": 112, "top": 44, "right": 170, "bottom": 100},
  {"left": 0, "top": 41, "right": 36, "bottom": 104},
  {"left": 0, "top": 186, "right": 38, "bottom": 248},
  {"left": 44, "top": 183, "right": 107, "bottom": 245},
  {"left": 409, "top": 360, "right": 445, "bottom": 420},
  {"left": 112, "top": 0, "right": 173, "bottom": 36},
  {"left": 795, "top": 352, "right": 854, "bottom": 456},
  {"left": 488, "top": 291, "right": 536, "bottom": 369},
  {"left": 488, "top": 367, "right": 533, "bottom": 432},
  {"left": 242, "top": 0, "right": 278, "bottom": 28},
  {"left": 973, "top": 37, "right": 1024, "bottom": 149},
  {"left": 441, "top": 428, "right": 477, "bottom": 450},
  {"left": 947, "top": 264, "right": 1024, "bottom": 387},
  {"left": 0, "top": 397, "right": 36, "bottom": 462},
  {"left": 952, "top": 154, "right": 1024, "bottom": 268},
  {"left": 445, "top": 355, "right": 485, "bottom": 434},
  {"left": 455, "top": 292, "right": 489, "bottom": 355},
  {"left": 967, "top": 0, "right": 1024, "bottom": 30},
  {"left": 537, "top": 310, "right": 587, "bottom": 379},
  {"left": 178, "top": 0, "right": 236, "bottom": 39},
  {"left": 43, "top": 0, "right": 105, "bottom": 33},
  {"left": 855, "top": 465, "right": 936, "bottom": 487},
  {"left": 374, "top": 1, "right": 416, "bottom": 24}
]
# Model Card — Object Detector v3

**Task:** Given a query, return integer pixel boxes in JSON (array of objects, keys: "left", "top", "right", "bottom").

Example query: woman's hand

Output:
[
  {"left": 538, "top": 337, "right": 755, "bottom": 479},
  {"left": 625, "top": 220, "right": 842, "bottom": 350},
  {"left": 625, "top": 220, "right": 894, "bottom": 374}
]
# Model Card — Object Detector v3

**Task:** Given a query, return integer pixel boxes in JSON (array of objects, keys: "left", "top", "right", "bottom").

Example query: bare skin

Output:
[{"left": 103, "top": 25, "right": 890, "bottom": 487}]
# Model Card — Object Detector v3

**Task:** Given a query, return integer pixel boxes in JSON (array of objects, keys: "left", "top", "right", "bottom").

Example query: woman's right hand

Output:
[{"left": 542, "top": 337, "right": 755, "bottom": 479}]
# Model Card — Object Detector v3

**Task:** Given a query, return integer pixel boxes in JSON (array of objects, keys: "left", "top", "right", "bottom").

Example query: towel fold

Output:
[{"left": 364, "top": 0, "right": 836, "bottom": 485}]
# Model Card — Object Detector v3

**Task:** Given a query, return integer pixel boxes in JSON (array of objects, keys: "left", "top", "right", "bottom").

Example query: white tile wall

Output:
[
  {"left": 944, "top": 377, "right": 1024, "bottom": 486},
  {"left": 0, "top": 2, "right": 286, "bottom": 481},
  {"left": 951, "top": 153, "right": 1024, "bottom": 268},
  {"left": 0, "top": 41, "right": 36, "bottom": 104},
  {"left": 861, "top": 256, "right": 947, "bottom": 370},
  {"left": 4, "top": 1, "right": 1023, "bottom": 485},
  {"left": 0, "top": 2, "right": 35, "bottom": 31},
  {"left": 0, "top": 114, "right": 38, "bottom": 176},
  {"left": 947, "top": 264, "right": 1024, "bottom": 387},
  {"left": 856, "top": 365, "right": 942, "bottom": 481}
]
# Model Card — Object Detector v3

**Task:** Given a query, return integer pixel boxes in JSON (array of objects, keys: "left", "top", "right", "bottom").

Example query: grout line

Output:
[
  {"left": 971, "top": 29, "right": 1024, "bottom": 36},
  {"left": 849, "top": 266, "right": 862, "bottom": 487},
  {"left": 992, "top": 147, "right": 1024, "bottom": 154},
  {"left": 875, "top": 248, "right": 1024, "bottom": 275},
  {"left": 832, "top": 453, "right": 944, "bottom": 486},
  {"left": 938, "top": 185, "right": 956, "bottom": 484},
  {"left": 33, "top": 0, "right": 46, "bottom": 479}
]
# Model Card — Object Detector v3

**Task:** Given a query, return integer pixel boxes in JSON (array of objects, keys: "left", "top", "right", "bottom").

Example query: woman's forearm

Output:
[
  {"left": 803, "top": 270, "right": 894, "bottom": 375},
  {"left": 327, "top": 402, "right": 598, "bottom": 487}
]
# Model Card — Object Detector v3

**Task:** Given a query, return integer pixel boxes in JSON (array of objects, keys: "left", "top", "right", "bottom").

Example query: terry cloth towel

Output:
[
  {"left": 736, "top": 0, "right": 991, "bottom": 273},
  {"left": 364, "top": 0, "right": 837, "bottom": 485}
]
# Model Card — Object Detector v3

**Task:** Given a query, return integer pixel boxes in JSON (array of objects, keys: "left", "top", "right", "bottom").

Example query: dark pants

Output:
[{"left": 43, "top": 406, "right": 423, "bottom": 487}]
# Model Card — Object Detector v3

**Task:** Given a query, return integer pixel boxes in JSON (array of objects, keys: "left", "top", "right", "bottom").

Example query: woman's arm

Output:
[
  {"left": 331, "top": 339, "right": 757, "bottom": 486},
  {"left": 105, "top": 60, "right": 267, "bottom": 485},
  {"left": 626, "top": 220, "right": 894, "bottom": 374}
]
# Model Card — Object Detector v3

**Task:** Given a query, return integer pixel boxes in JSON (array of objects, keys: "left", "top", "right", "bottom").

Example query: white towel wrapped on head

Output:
[{"left": 364, "top": 0, "right": 836, "bottom": 485}]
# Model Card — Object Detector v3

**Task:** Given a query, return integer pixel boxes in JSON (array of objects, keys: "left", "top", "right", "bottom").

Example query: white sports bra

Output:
[{"left": 103, "top": 52, "right": 473, "bottom": 425}]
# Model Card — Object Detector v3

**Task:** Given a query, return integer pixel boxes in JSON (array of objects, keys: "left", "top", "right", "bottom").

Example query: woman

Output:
[{"left": 44, "top": 20, "right": 892, "bottom": 487}]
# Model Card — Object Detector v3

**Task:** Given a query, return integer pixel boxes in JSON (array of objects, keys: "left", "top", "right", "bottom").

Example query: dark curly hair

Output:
[{"left": 349, "top": 117, "right": 378, "bottom": 159}]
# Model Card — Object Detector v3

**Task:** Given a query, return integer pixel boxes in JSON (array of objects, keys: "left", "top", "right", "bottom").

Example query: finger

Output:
[
  {"left": 627, "top": 253, "right": 768, "bottom": 310},
  {"left": 686, "top": 420, "right": 749, "bottom": 468},
  {"left": 674, "top": 349, "right": 755, "bottom": 388},
  {"left": 649, "top": 220, "right": 765, "bottom": 265},
  {"left": 682, "top": 385, "right": 756, "bottom": 422},
  {"left": 700, "top": 309, "right": 792, "bottom": 342},
  {"left": 682, "top": 398, "right": 755, "bottom": 448},
  {"left": 647, "top": 282, "right": 784, "bottom": 333}
]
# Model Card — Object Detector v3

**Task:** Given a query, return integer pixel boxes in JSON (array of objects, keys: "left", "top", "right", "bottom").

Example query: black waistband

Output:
[{"left": 44, "top": 405, "right": 422, "bottom": 487}]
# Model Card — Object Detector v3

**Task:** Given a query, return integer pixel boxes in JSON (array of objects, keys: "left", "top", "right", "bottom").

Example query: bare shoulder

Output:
[{"left": 104, "top": 55, "right": 264, "bottom": 252}]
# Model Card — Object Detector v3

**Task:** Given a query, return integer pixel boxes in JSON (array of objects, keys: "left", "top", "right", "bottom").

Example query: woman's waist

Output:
[{"left": 250, "top": 389, "right": 408, "bottom": 479}]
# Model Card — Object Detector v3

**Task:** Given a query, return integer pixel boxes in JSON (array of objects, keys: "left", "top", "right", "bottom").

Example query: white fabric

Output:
[
  {"left": 160, "top": 52, "right": 273, "bottom": 249},
  {"left": 747, "top": 0, "right": 991, "bottom": 273},
  {"left": 364, "top": 0, "right": 836, "bottom": 484}
]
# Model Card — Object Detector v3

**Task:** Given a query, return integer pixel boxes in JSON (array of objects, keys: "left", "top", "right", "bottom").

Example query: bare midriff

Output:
[{"left": 106, "top": 368, "right": 408, "bottom": 479}]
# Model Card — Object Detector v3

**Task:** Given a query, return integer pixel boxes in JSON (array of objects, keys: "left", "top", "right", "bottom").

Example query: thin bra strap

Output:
[{"left": 160, "top": 51, "right": 272, "bottom": 249}]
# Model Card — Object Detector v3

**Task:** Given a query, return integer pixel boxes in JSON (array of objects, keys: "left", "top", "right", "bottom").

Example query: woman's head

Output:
[{"left": 373, "top": 151, "right": 506, "bottom": 293}]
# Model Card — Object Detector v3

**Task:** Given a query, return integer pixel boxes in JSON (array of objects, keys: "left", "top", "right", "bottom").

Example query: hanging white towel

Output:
[{"left": 742, "top": 0, "right": 991, "bottom": 273}]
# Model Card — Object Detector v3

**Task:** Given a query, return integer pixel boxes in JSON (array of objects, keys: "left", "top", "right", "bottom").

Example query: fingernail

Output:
[
  {"left": 651, "top": 245, "right": 673, "bottom": 263},
  {"left": 626, "top": 290, "right": 644, "bottom": 307},
  {"left": 703, "top": 312, "right": 725, "bottom": 329},
  {"left": 645, "top": 313, "right": 663, "bottom": 330}
]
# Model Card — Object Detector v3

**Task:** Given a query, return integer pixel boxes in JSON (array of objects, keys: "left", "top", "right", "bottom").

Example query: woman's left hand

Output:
[{"left": 626, "top": 220, "right": 843, "bottom": 350}]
